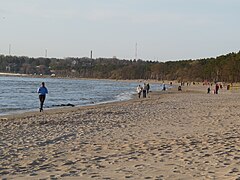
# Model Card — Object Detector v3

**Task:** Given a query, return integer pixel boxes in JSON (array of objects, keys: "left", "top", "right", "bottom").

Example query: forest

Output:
[{"left": 0, "top": 51, "right": 240, "bottom": 82}]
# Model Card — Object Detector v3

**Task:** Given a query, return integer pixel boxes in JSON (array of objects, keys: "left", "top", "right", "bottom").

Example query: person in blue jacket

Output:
[{"left": 37, "top": 82, "right": 48, "bottom": 112}]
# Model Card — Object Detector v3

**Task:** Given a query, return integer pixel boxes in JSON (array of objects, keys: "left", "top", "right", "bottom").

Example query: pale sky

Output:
[{"left": 0, "top": 0, "right": 239, "bottom": 61}]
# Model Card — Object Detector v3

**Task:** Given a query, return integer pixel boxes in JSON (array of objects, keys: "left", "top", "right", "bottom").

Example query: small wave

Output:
[
  {"left": 115, "top": 91, "right": 134, "bottom": 101},
  {"left": 92, "top": 91, "right": 133, "bottom": 106},
  {"left": 0, "top": 107, "right": 24, "bottom": 113},
  {"left": 0, "top": 107, "right": 33, "bottom": 116},
  {"left": 52, "top": 103, "right": 75, "bottom": 107}
]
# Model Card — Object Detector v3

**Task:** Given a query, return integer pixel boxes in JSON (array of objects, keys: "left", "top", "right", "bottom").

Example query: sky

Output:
[{"left": 0, "top": 0, "right": 240, "bottom": 61}]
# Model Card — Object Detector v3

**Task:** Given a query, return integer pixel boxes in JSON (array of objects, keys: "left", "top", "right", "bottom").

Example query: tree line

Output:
[{"left": 0, "top": 51, "right": 240, "bottom": 82}]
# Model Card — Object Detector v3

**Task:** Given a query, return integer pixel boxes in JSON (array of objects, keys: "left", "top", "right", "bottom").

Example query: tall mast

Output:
[
  {"left": 45, "top": 49, "right": 48, "bottom": 58},
  {"left": 9, "top": 44, "right": 11, "bottom": 55},
  {"left": 135, "top": 42, "right": 138, "bottom": 60}
]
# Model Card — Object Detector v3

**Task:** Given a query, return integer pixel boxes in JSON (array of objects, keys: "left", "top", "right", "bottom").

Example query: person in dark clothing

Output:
[
  {"left": 207, "top": 87, "right": 211, "bottom": 94},
  {"left": 37, "top": 82, "right": 48, "bottom": 112},
  {"left": 146, "top": 83, "right": 150, "bottom": 94},
  {"left": 215, "top": 83, "right": 219, "bottom": 94},
  {"left": 143, "top": 83, "right": 147, "bottom": 98},
  {"left": 178, "top": 86, "right": 182, "bottom": 91},
  {"left": 162, "top": 84, "right": 166, "bottom": 91}
]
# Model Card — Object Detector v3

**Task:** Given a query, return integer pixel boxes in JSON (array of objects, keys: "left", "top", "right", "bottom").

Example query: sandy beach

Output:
[{"left": 1, "top": 84, "right": 240, "bottom": 180}]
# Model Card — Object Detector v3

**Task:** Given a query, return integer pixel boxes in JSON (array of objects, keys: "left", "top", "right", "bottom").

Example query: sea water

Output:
[{"left": 0, "top": 76, "right": 166, "bottom": 116}]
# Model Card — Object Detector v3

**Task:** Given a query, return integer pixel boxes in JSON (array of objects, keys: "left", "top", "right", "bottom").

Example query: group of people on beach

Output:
[
  {"left": 207, "top": 83, "right": 223, "bottom": 94},
  {"left": 35, "top": 80, "right": 234, "bottom": 112},
  {"left": 136, "top": 83, "right": 150, "bottom": 98}
]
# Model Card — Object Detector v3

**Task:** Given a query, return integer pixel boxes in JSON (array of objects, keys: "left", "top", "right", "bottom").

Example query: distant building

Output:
[
  {"left": 6, "top": 65, "right": 11, "bottom": 71},
  {"left": 5, "top": 63, "right": 17, "bottom": 72}
]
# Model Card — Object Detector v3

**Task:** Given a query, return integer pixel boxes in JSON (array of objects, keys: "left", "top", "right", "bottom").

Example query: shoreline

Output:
[
  {"left": 0, "top": 75, "right": 174, "bottom": 118},
  {"left": 0, "top": 88, "right": 176, "bottom": 120},
  {"left": 0, "top": 83, "right": 206, "bottom": 120}
]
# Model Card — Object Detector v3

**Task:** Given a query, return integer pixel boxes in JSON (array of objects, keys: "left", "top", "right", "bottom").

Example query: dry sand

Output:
[{"left": 0, "top": 84, "right": 240, "bottom": 180}]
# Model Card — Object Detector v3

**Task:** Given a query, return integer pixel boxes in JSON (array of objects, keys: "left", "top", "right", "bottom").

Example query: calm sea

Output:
[{"left": 0, "top": 76, "right": 164, "bottom": 116}]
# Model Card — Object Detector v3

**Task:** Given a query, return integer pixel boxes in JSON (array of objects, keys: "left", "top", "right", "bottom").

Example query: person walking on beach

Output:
[
  {"left": 215, "top": 83, "right": 219, "bottom": 94},
  {"left": 142, "top": 83, "right": 148, "bottom": 98},
  {"left": 136, "top": 85, "right": 142, "bottom": 98},
  {"left": 207, "top": 87, "right": 211, "bottom": 94},
  {"left": 162, "top": 83, "right": 166, "bottom": 91},
  {"left": 146, "top": 83, "right": 150, "bottom": 94},
  {"left": 37, "top": 82, "right": 48, "bottom": 112}
]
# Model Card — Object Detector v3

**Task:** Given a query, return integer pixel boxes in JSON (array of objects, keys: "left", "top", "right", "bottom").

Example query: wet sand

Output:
[{"left": 1, "top": 85, "right": 240, "bottom": 179}]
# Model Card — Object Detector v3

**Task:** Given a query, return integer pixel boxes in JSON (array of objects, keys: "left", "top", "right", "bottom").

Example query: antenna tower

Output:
[
  {"left": 135, "top": 42, "right": 138, "bottom": 60},
  {"left": 45, "top": 49, "right": 48, "bottom": 58},
  {"left": 9, "top": 44, "right": 11, "bottom": 55}
]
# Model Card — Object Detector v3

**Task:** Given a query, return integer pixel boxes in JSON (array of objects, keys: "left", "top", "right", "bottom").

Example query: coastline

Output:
[
  {"left": 1, "top": 84, "right": 240, "bottom": 179},
  {"left": 0, "top": 87, "right": 174, "bottom": 120},
  {"left": 0, "top": 74, "right": 169, "bottom": 117}
]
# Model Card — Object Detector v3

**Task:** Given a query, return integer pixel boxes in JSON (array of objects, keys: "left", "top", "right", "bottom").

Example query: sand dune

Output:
[{"left": 1, "top": 85, "right": 240, "bottom": 179}]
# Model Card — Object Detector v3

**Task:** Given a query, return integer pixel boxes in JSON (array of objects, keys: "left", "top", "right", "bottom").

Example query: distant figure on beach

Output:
[
  {"left": 227, "top": 84, "right": 230, "bottom": 90},
  {"left": 146, "top": 83, "right": 150, "bottom": 94},
  {"left": 37, "top": 82, "right": 48, "bottom": 112},
  {"left": 136, "top": 85, "right": 142, "bottom": 98},
  {"left": 178, "top": 86, "right": 182, "bottom": 91},
  {"left": 207, "top": 87, "right": 211, "bottom": 94},
  {"left": 162, "top": 84, "right": 166, "bottom": 91},
  {"left": 220, "top": 84, "right": 223, "bottom": 89},
  {"left": 215, "top": 83, "right": 219, "bottom": 94},
  {"left": 143, "top": 83, "right": 148, "bottom": 98}
]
